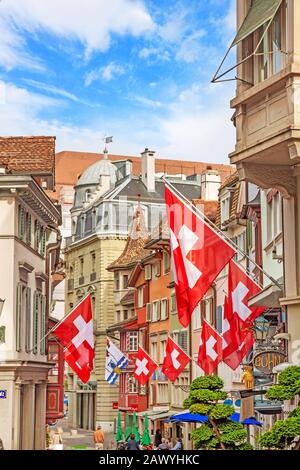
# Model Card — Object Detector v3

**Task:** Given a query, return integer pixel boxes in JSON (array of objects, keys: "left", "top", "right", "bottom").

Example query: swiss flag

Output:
[
  {"left": 162, "top": 337, "right": 191, "bottom": 382},
  {"left": 222, "top": 261, "right": 264, "bottom": 369},
  {"left": 134, "top": 347, "right": 158, "bottom": 385},
  {"left": 53, "top": 295, "right": 94, "bottom": 383},
  {"left": 198, "top": 320, "right": 223, "bottom": 374},
  {"left": 165, "top": 185, "right": 236, "bottom": 327},
  {"left": 222, "top": 295, "right": 255, "bottom": 370}
]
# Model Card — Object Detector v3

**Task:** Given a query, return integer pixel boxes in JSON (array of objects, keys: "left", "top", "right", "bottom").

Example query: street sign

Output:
[{"left": 0, "top": 390, "right": 7, "bottom": 399}]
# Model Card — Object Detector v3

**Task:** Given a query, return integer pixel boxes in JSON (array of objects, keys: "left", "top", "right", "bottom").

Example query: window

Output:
[
  {"left": 216, "top": 305, "right": 223, "bottom": 334},
  {"left": 163, "top": 252, "right": 170, "bottom": 274},
  {"left": 115, "top": 273, "right": 120, "bottom": 291},
  {"left": 40, "top": 295, "right": 46, "bottom": 355},
  {"left": 80, "top": 257, "right": 84, "bottom": 276},
  {"left": 221, "top": 196, "right": 230, "bottom": 224},
  {"left": 124, "top": 309, "right": 128, "bottom": 321},
  {"left": 128, "top": 376, "right": 138, "bottom": 394},
  {"left": 145, "top": 265, "right": 152, "bottom": 281},
  {"left": 152, "top": 301, "right": 161, "bottom": 322},
  {"left": 33, "top": 292, "right": 40, "bottom": 355},
  {"left": 267, "top": 191, "right": 282, "bottom": 242},
  {"left": 91, "top": 252, "right": 96, "bottom": 273},
  {"left": 161, "top": 299, "right": 169, "bottom": 320},
  {"left": 193, "top": 304, "right": 201, "bottom": 330},
  {"left": 16, "top": 283, "right": 23, "bottom": 352},
  {"left": 116, "top": 310, "right": 121, "bottom": 323},
  {"left": 233, "top": 232, "right": 246, "bottom": 261},
  {"left": 127, "top": 331, "right": 138, "bottom": 352},
  {"left": 153, "top": 262, "right": 161, "bottom": 278},
  {"left": 137, "top": 287, "right": 144, "bottom": 308},
  {"left": 123, "top": 275, "right": 128, "bottom": 289},
  {"left": 25, "top": 213, "right": 32, "bottom": 246},
  {"left": 203, "top": 297, "right": 214, "bottom": 324},
  {"left": 158, "top": 384, "right": 168, "bottom": 404},
  {"left": 48, "top": 344, "right": 59, "bottom": 384},
  {"left": 171, "top": 293, "right": 177, "bottom": 313},
  {"left": 160, "top": 338, "right": 167, "bottom": 364}
]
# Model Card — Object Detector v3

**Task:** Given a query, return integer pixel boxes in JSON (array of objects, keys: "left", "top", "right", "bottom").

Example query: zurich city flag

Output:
[{"left": 105, "top": 337, "right": 128, "bottom": 384}]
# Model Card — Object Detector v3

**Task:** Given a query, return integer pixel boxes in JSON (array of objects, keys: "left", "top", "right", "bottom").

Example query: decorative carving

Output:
[{"left": 237, "top": 163, "right": 296, "bottom": 198}]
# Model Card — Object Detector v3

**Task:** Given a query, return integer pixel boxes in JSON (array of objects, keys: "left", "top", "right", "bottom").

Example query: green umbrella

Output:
[
  {"left": 132, "top": 411, "right": 140, "bottom": 442},
  {"left": 141, "top": 414, "right": 151, "bottom": 447},
  {"left": 124, "top": 412, "right": 131, "bottom": 441},
  {"left": 116, "top": 411, "right": 123, "bottom": 442}
]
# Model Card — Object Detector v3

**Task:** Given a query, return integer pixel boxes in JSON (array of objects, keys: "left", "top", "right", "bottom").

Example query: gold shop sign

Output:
[{"left": 253, "top": 350, "right": 286, "bottom": 375}]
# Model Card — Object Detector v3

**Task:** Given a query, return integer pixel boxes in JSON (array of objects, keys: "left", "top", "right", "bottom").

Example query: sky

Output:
[{"left": 0, "top": 0, "right": 236, "bottom": 163}]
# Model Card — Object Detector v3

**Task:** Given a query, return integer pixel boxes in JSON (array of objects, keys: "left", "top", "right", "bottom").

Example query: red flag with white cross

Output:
[
  {"left": 52, "top": 295, "right": 94, "bottom": 383},
  {"left": 198, "top": 320, "right": 223, "bottom": 374},
  {"left": 162, "top": 337, "right": 191, "bottom": 382},
  {"left": 134, "top": 347, "right": 158, "bottom": 385},
  {"left": 165, "top": 184, "right": 236, "bottom": 328}
]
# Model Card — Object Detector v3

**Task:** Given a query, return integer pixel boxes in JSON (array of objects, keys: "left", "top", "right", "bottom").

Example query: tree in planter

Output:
[
  {"left": 184, "top": 375, "right": 251, "bottom": 450},
  {"left": 259, "top": 366, "right": 300, "bottom": 450}
]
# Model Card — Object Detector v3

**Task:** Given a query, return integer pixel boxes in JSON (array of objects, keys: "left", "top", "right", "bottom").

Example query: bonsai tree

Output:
[
  {"left": 259, "top": 366, "right": 300, "bottom": 450},
  {"left": 184, "top": 375, "right": 251, "bottom": 450}
]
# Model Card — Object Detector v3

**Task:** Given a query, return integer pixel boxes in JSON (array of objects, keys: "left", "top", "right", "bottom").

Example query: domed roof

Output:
[{"left": 76, "top": 157, "right": 118, "bottom": 187}]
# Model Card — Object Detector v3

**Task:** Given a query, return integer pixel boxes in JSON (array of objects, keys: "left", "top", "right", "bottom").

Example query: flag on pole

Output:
[
  {"left": 162, "top": 337, "right": 191, "bottom": 382},
  {"left": 165, "top": 184, "right": 236, "bottom": 327},
  {"left": 198, "top": 320, "right": 223, "bottom": 374},
  {"left": 134, "top": 347, "right": 158, "bottom": 385},
  {"left": 105, "top": 337, "right": 128, "bottom": 384},
  {"left": 52, "top": 295, "right": 94, "bottom": 384}
]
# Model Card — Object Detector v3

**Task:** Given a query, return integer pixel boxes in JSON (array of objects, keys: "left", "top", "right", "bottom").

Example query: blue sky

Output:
[{"left": 0, "top": 0, "right": 236, "bottom": 163}]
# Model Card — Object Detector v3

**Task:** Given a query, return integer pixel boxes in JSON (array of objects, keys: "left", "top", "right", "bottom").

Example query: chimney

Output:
[
  {"left": 141, "top": 148, "right": 155, "bottom": 192},
  {"left": 200, "top": 168, "right": 221, "bottom": 200}
]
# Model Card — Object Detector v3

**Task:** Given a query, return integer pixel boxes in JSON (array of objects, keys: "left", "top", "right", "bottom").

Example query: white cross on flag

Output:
[
  {"left": 165, "top": 185, "right": 236, "bottom": 327},
  {"left": 162, "top": 337, "right": 191, "bottom": 382},
  {"left": 53, "top": 295, "right": 94, "bottom": 383},
  {"left": 134, "top": 346, "right": 158, "bottom": 386},
  {"left": 198, "top": 320, "right": 223, "bottom": 375}
]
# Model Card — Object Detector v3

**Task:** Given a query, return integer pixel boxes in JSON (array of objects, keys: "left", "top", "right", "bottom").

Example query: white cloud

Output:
[
  {"left": 0, "top": 0, "right": 155, "bottom": 68},
  {"left": 176, "top": 30, "right": 206, "bottom": 63},
  {"left": 85, "top": 63, "right": 125, "bottom": 85},
  {"left": 23, "top": 79, "right": 80, "bottom": 102},
  {"left": 132, "top": 95, "right": 163, "bottom": 108}
]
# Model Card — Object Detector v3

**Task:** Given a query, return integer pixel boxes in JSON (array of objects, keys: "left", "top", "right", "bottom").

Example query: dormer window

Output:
[{"left": 221, "top": 195, "right": 230, "bottom": 225}]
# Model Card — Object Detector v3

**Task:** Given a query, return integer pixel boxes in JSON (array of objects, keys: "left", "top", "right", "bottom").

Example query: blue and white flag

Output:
[{"left": 105, "top": 337, "right": 128, "bottom": 384}]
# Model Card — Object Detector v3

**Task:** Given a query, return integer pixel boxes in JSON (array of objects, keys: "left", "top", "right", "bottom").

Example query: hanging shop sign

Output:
[
  {"left": 0, "top": 390, "right": 7, "bottom": 399},
  {"left": 253, "top": 350, "right": 286, "bottom": 375}
]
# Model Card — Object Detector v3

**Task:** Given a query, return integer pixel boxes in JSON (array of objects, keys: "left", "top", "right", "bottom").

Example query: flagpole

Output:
[
  {"left": 27, "top": 293, "right": 91, "bottom": 354},
  {"left": 163, "top": 178, "right": 282, "bottom": 290}
]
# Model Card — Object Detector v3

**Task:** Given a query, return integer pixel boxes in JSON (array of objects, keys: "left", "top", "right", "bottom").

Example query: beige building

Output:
[
  {"left": 220, "top": 0, "right": 300, "bottom": 361},
  {"left": 0, "top": 169, "right": 61, "bottom": 450}
]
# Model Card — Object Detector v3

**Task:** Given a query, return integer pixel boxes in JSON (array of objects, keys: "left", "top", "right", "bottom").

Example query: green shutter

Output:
[
  {"left": 33, "top": 292, "right": 39, "bottom": 354},
  {"left": 233, "top": 0, "right": 282, "bottom": 46},
  {"left": 40, "top": 295, "right": 46, "bottom": 355},
  {"left": 18, "top": 206, "right": 25, "bottom": 240},
  {"left": 25, "top": 287, "right": 31, "bottom": 352},
  {"left": 16, "top": 283, "right": 22, "bottom": 352}
]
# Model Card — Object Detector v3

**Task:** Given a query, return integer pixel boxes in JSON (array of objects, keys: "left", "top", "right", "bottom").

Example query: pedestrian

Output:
[
  {"left": 0, "top": 437, "right": 4, "bottom": 450},
  {"left": 157, "top": 438, "right": 170, "bottom": 450},
  {"left": 126, "top": 433, "right": 140, "bottom": 450},
  {"left": 94, "top": 425, "right": 105, "bottom": 450},
  {"left": 172, "top": 438, "right": 183, "bottom": 450},
  {"left": 154, "top": 429, "right": 162, "bottom": 448},
  {"left": 52, "top": 428, "right": 63, "bottom": 450}
]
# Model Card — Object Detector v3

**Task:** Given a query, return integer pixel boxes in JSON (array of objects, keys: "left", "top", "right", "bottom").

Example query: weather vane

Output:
[{"left": 102, "top": 135, "right": 113, "bottom": 159}]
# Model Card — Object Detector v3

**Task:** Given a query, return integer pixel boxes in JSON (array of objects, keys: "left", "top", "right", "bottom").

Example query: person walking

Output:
[
  {"left": 126, "top": 434, "right": 140, "bottom": 450},
  {"left": 154, "top": 429, "right": 162, "bottom": 448},
  {"left": 94, "top": 426, "right": 105, "bottom": 450}
]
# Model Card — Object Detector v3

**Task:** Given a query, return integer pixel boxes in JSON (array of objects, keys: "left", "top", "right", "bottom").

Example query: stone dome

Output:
[{"left": 76, "top": 158, "right": 117, "bottom": 187}]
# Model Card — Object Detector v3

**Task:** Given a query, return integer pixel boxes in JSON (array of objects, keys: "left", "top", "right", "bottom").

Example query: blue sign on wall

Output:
[{"left": 0, "top": 390, "right": 7, "bottom": 399}]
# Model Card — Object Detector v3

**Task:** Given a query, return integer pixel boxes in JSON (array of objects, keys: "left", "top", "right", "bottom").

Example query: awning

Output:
[
  {"left": 149, "top": 411, "right": 174, "bottom": 421},
  {"left": 248, "top": 282, "right": 283, "bottom": 308},
  {"left": 212, "top": 0, "right": 283, "bottom": 83},
  {"left": 233, "top": 0, "right": 282, "bottom": 46},
  {"left": 168, "top": 412, "right": 262, "bottom": 427}
]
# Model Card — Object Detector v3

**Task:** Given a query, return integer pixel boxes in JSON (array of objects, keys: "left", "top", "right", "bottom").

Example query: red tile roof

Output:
[{"left": 0, "top": 136, "right": 55, "bottom": 175}]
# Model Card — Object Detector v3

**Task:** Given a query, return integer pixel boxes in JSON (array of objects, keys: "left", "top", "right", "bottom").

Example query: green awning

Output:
[{"left": 233, "top": 0, "right": 282, "bottom": 46}]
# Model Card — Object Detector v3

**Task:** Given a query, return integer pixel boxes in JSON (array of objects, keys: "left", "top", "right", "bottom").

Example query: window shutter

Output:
[
  {"left": 145, "top": 265, "right": 152, "bottom": 281},
  {"left": 18, "top": 206, "right": 25, "bottom": 240},
  {"left": 156, "top": 262, "right": 161, "bottom": 277},
  {"left": 25, "top": 287, "right": 31, "bottom": 353},
  {"left": 16, "top": 283, "right": 22, "bottom": 352},
  {"left": 33, "top": 292, "right": 39, "bottom": 354},
  {"left": 144, "top": 283, "right": 149, "bottom": 304},
  {"left": 146, "top": 303, "right": 152, "bottom": 322},
  {"left": 178, "top": 330, "right": 188, "bottom": 353},
  {"left": 165, "top": 299, "right": 169, "bottom": 319},
  {"left": 40, "top": 295, "right": 46, "bottom": 355}
]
